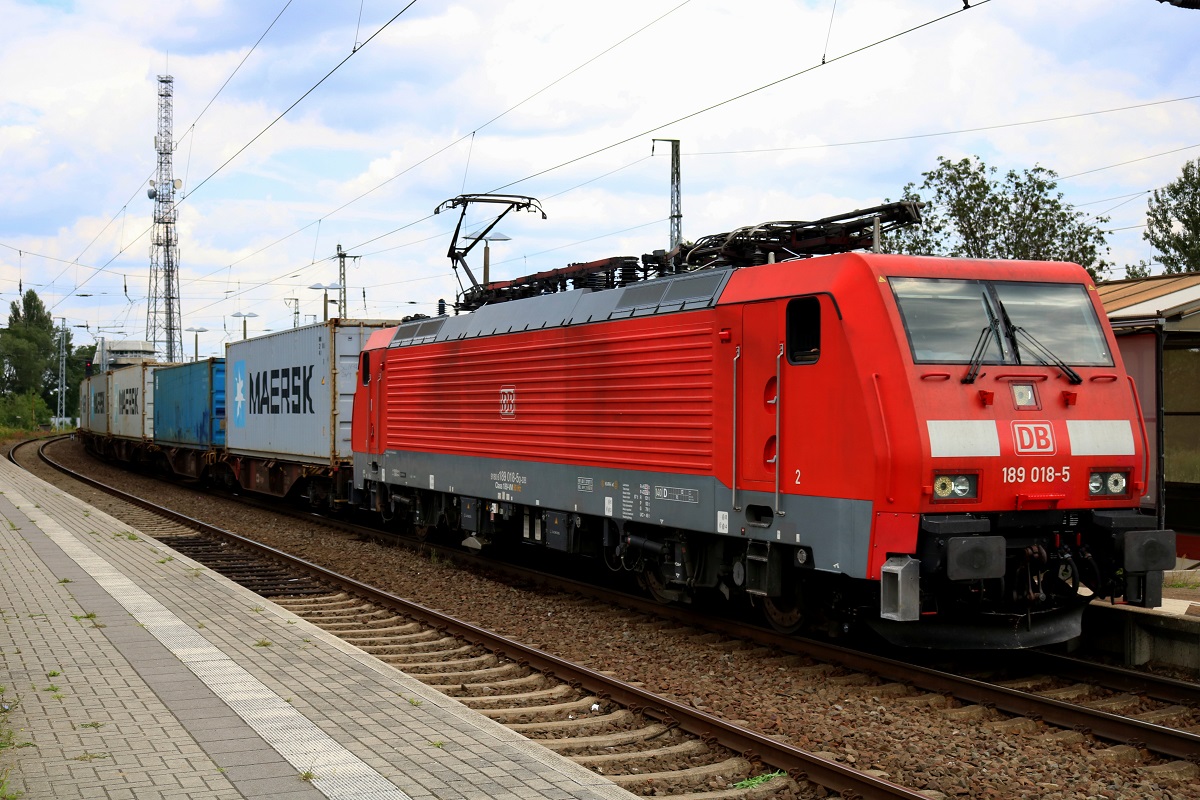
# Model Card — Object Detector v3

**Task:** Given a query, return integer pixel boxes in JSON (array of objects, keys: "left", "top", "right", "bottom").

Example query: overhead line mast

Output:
[{"left": 146, "top": 74, "right": 183, "bottom": 363}]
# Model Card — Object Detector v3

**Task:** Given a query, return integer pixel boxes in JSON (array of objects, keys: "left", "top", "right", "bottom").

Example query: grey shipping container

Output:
[
  {"left": 80, "top": 372, "right": 111, "bottom": 436},
  {"left": 225, "top": 320, "right": 396, "bottom": 464},
  {"left": 154, "top": 358, "right": 226, "bottom": 449},
  {"left": 108, "top": 362, "right": 158, "bottom": 441}
]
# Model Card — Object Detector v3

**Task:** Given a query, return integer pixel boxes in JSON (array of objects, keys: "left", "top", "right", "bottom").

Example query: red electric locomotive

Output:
[{"left": 351, "top": 198, "right": 1174, "bottom": 648}]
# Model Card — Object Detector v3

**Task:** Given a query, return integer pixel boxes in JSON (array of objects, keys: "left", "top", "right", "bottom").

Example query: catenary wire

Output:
[
  {"left": 52, "top": 0, "right": 296, "bottom": 286},
  {"left": 685, "top": 94, "right": 1200, "bottom": 157},
  {"left": 46, "top": 3, "right": 416, "bottom": 311},
  {"left": 181, "top": 1, "right": 419, "bottom": 202},
  {"left": 204, "top": 0, "right": 997, "bottom": 314},
  {"left": 488, "top": 0, "right": 993, "bottom": 193}
]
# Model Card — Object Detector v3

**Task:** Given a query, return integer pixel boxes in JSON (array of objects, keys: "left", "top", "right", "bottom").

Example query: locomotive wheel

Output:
[
  {"left": 639, "top": 568, "right": 676, "bottom": 604},
  {"left": 761, "top": 588, "right": 804, "bottom": 634}
]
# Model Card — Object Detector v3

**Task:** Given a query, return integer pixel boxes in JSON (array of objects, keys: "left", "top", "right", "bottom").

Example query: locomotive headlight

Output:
[
  {"left": 1012, "top": 383, "right": 1037, "bottom": 408},
  {"left": 1089, "top": 471, "right": 1129, "bottom": 496},
  {"left": 933, "top": 474, "right": 977, "bottom": 501}
]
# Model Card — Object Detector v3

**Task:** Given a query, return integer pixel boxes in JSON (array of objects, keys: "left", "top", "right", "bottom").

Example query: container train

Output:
[{"left": 79, "top": 199, "right": 1175, "bottom": 649}]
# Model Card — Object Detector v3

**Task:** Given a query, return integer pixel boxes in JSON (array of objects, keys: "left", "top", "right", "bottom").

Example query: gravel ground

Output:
[{"left": 25, "top": 438, "right": 1200, "bottom": 800}]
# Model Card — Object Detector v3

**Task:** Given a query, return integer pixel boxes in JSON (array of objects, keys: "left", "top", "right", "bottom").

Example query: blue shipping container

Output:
[{"left": 153, "top": 358, "right": 226, "bottom": 448}]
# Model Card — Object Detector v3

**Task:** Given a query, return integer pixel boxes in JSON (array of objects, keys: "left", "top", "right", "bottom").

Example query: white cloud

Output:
[{"left": 1, "top": 0, "right": 1197, "bottom": 356}]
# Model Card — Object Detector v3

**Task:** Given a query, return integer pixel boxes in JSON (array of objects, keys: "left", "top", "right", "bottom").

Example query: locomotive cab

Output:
[{"left": 869, "top": 262, "right": 1175, "bottom": 647}]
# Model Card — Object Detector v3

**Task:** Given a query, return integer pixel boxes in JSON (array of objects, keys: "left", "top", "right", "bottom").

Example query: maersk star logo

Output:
[{"left": 232, "top": 360, "right": 247, "bottom": 427}]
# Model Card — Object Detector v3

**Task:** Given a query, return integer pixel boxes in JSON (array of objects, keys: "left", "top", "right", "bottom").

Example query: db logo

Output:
[
  {"left": 499, "top": 386, "right": 516, "bottom": 418},
  {"left": 1012, "top": 422, "right": 1055, "bottom": 455}
]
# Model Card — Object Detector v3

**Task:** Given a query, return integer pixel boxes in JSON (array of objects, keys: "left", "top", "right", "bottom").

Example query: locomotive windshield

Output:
[{"left": 890, "top": 278, "right": 1113, "bottom": 367}]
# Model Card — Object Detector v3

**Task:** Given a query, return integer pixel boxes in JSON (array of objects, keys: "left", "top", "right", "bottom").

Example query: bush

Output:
[{"left": 0, "top": 392, "right": 52, "bottom": 429}]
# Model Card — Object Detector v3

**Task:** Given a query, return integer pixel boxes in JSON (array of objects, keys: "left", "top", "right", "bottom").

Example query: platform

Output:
[{"left": 0, "top": 458, "right": 636, "bottom": 800}]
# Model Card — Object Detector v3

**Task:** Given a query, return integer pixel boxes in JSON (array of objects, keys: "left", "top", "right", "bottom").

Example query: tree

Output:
[
  {"left": 1143, "top": 158, "right": 1200, "bottom": 274},
  {"left": 0, "top": 290, "right": 94, "bottom": 422},
  {"left": 880, "top": 156, "right": 1111, "bottom": 279},
  {"left": 0, "top": 290, "right": 55, "bottom": 398},
  {"left": 65, "top": 343, "right": 96, "bottom": 419}
]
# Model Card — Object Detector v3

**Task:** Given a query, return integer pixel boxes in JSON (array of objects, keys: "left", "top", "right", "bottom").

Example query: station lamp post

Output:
[
  {"left": 231, "top": 312, "right": 257, "bottom": 340},
  {"left": 309, "top": 283, "right": 342, "bottom": 322},
  {"left": 185, "top": 327, "right": 208, "bottom": 362},
  {"left": 468, "top": 231, "right": 511, "bottom": 285}
]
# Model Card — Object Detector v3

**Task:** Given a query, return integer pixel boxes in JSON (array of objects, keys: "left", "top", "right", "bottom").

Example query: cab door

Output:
[
  {"left": 358, "top": 349, "right": 385, "bottom": 455},
  {"left": 739, "top": 301, "right": 784, "bottom": 489}
]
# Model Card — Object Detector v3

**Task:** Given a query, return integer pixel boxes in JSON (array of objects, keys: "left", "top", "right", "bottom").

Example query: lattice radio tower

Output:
[{"left": 146, "top": 74, "right": 183, "bottom": 363}]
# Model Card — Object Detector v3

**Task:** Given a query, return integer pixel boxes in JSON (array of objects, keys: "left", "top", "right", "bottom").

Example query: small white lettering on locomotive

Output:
[
  {"left": 499, "top": 385, "right": 516, "bottom": 417},
  {"left": 654, "top": 486, "right": 699, "bottom": 503},
  {"left": 491, "top": 469, "right": 527, "bottom": 497},
  {"left": 577, "top": 477, "right": 594, "bottom": 493}
]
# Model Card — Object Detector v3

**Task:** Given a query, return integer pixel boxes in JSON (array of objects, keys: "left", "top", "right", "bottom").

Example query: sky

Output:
[{"left": 1, "top": 0, "right": 1198, "bottom": 359}]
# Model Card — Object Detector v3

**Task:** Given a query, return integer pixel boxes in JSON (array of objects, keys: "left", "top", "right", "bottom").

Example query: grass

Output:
[
  {"left": 46, "top": 672, "right": 59, "bottom": 679},
  {"left": 71, "top": 612, "right": 96, "bottom": 621},
  {"left": 156, "top": 556, "right": 174, "bottom": 564},
  {"left": 71, "top": 752, "right": 108, "bottom": 762},
  {"left": 0, "top": 765, "right": 20, "bottom": 800},
  {"left": 253, "top": 639, "right": 272, "bottom": 647},
  {"left": 733, "top": 770, "right": 786, "bottom": 789},
  {"left": 78, "top": 722, "right": 103, "bottom": 730},
  {"left": 299, "top": 770, "right": 315, "bottom": 781},
  {"left": 56, "top": 578, "right": 71, "bottom": 584}
]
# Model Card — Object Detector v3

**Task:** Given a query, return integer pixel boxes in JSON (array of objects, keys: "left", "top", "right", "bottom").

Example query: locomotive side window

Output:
[
  {"left": 360, "top": 352, "right": 371, "bottom": 385},
  {"left": 786, "top": 296, "right": 821, "bottom": 364}
]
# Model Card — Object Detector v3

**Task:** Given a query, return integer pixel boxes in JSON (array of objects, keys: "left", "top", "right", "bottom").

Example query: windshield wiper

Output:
[
  {"left": 1011, "top": 327, "right": 1083, "bottom": 384},
  {"left": 962, "top": 294, "right": 1003, "bottom": 384}
]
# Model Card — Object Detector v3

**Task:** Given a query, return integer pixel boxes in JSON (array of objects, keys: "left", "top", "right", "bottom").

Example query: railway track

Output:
[
  {"left": 18, "top": 436, "right": 1200, "bottom": 794},
  {"left": 15, "top": 435, "right": 943, "bottom": 800},
  {"left": 182, "top": 460, "right": 1200, "bottom": 761}
]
